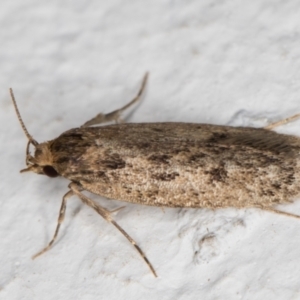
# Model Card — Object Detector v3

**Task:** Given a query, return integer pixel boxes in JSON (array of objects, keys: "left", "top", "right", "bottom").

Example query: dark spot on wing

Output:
[
  {"left": 207, "top": 132, "right": 228, "bottom": 143},
  {"left": 148, "top": 154, "right": 171, "bottom": 164},
  {"left": 99, "top": 153, "right": 126, "bottom": 170},
  {"left": 205, "top": 165, "right": 227, "bottom": 183},
  {"left": 152, "top": 172, "right": 179, "bottom": 181},
  {"left": 151, "top": 127, "right": 164, "bottom": 132},
  {"left": 189, "top": 153, "right": 206, "bottom": 162}
]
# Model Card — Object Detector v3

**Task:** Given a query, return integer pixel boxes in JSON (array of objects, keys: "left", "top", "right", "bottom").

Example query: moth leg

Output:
[
  {"left": 262, "top": 207, "right": 300, "bottom": 220},
  {"left": 109, "top": 206, "right": 125, "bottom": 214},
  {"left": 69, "top": 182, "right": 157, "bottom": 277},
  {"left": 264, "top": 113, "right": 300, "bottom": 130},
  {"left": 32, "top": 190, "right": 74, "bottom": 259},
  {"left": 81, "top": 72, "right": 148, "bottom": 127}
]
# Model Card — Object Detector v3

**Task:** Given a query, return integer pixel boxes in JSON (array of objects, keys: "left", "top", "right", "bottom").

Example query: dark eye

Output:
[{"left": 43, "top": 165, "right": 59, "bottom": 178}]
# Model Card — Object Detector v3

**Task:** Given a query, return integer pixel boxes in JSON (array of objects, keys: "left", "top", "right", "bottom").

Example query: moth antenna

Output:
[{"left": 9, "top": 88, "right": 38, "bottom": 146}]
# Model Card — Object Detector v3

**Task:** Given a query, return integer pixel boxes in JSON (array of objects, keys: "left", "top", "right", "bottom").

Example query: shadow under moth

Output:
[{"left": 10, "top": 73, "right": 300, "bottom": 277}]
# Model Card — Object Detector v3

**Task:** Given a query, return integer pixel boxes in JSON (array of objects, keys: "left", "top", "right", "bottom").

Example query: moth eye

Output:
[{"left": 43, "top": 165, "right": 59, "bottom": 178}]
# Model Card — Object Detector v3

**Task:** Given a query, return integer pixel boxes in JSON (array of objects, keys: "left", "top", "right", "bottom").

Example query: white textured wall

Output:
[{"left": 1, "top": 1, "right": 300, "bottom": 299}]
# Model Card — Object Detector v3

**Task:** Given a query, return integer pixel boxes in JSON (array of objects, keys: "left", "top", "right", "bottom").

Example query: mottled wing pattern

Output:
[{"left": 50, "top": 123, "right": 300, "bottom": 208}]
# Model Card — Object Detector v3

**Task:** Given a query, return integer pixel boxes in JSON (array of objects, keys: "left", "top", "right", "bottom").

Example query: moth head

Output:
[{"left": 10, "top": 88, "right": 59, "bottom": 178}]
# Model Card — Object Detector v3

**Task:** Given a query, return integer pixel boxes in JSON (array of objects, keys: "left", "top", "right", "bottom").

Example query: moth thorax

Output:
[{"left": 34, "top": 142, "right": 54, "bottom": 166}]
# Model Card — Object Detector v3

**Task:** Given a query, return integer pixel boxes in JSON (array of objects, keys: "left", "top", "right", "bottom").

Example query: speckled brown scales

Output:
[{"left": 9, "top": 74, "right": 300, "bottom": 277}]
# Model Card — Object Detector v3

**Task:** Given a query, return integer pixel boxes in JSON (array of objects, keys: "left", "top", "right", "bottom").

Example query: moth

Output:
[{"left": 10, "top": 74, "right": 300, "bottom": 277}]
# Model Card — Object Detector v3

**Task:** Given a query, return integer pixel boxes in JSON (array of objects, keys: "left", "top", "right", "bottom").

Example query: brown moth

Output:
[{"left": 10, "top": 74, "right": 300, "bottom": 277}]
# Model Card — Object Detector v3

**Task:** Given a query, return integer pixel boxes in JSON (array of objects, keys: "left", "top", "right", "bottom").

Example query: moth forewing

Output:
[
  {"left": 48, "top": 123, "right": 300, "bottom": 210},
  {"left": 10, "top": 73, "right": 300, "bottom": 277}
]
